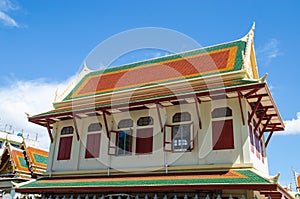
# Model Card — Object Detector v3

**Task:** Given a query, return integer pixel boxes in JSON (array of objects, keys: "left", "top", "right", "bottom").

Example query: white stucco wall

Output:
[{"left": 47, "top": 97, "right": 269, "bottom": 175}]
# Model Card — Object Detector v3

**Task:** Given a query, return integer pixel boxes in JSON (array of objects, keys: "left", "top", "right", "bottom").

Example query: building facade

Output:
[{"left": 17, "top": 25, "right": 293, "bottom": 199}]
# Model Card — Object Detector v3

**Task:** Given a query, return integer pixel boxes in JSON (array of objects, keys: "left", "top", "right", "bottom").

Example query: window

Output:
[
  {"left": 173, "top": 112, "right": 191, "bottom": 123},
  {"left": 85, "top": 123, "right": 102, "bottom": 159},
  {"left": 118, "top": 119, "right": 133, "bottom": 129},
  {"left": 164, "top": 112, "right": 194, "bottom": 152},
  {"left": 172, "top": 124, "right": 191, "bottom": 151},
  {"left": 137, "top": 116, "right": 153, "bottom": 126},
  {"left": 212, "top": 107, "right": 232, "bottom": 118},
  {"left": 108, "top": 119, "right": 133, "bottom": 156},
  {"left": 61, "top": 126, "right": 74, "bottom": 135},
  {"left": 212, "top": 107, "right": 234, "bottom": 150},
  {"left": 117, "top": 131, "right": 132, "bottom": 155},
  {"left": 57, "top": 126, "right": 73, "bottom": 160},
  {"left": 88, "top": 122, "right": 102, "bottom": 132}
]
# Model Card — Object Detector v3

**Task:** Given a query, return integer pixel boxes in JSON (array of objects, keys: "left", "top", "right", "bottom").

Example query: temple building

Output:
[
  {"left": 17, "top": 25, "right": 293, "bottom": 199},
  {"left": 0, "top": 130, "right": 48, "bottom": 196}
]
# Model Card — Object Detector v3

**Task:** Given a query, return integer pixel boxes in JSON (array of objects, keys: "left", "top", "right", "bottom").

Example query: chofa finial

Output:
[{"left": 241, "top": 22, "right": 255, "bottom": 42}]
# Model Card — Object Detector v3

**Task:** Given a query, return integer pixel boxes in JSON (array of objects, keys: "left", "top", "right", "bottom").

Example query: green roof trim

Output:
[
  {"left": 33, "top": 153, "right": 48, "bottom": 165},
  {"left": 19, "top": 170, "right": 270, "bottom": 189},
  {"left": 63, "top": 40, "right": 246, "bottom": 101},
  {"left": 18, "top": 156, "right": 28, "bottom": 169}
]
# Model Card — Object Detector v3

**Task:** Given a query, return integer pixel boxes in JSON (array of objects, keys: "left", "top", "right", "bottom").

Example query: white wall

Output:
[{"left": 48, "top": 97, "right": 269, "bottom": 175}]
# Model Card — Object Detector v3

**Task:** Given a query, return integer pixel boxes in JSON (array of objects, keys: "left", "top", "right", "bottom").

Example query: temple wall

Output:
[{"left": 47, "top": 97, "right": 268, "bottom": 175}]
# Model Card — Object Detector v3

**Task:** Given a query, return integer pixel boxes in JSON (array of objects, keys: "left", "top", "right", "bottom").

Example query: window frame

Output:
[
  {"left": 108, "top": 119, "right": 133, "bottom": 156},
  {"left": 164, "top": 112, "right": 194, "bottom": 153},
  {"left": 57, "top": 126, "right": 74, "bottom": 161}
]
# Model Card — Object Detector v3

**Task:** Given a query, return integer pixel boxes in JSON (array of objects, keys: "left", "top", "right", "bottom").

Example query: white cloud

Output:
[
  {"left": 0, "top": 79, "right": 70, "bottom": 149},
  {"left": 0, "top": 11, "right": 18, "bottom": 27},
  {"left": 0, "top": 0, "right": 19, "bottom": 27},
  {"left": 276, "top": 112, "right": 300, "bottom": 135},
  {"left": 257, "top": 39, "right": 280, "bottom": 66}
]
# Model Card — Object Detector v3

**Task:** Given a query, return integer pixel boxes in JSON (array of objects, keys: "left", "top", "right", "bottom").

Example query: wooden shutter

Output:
[
  {"left": 108, "top": 131, "right": 118, "bottom": 155},
  {"left": 163, "top": 125, "right": 172, "bottom": 152},
  {"left": 189, "top": 123, "right": 194, "bottom": 151},
  {"left": 85, "top": 133, "right": 101, "bottom": 158},
  {"left": 212, "top": 120, "right": 234, "bottom": 150},
  {"left": 136, "top": 128, "right": 153, "bottom": 154},
  {"left": 249, "top": 125, "right": 254, "bottom": 153},
  {"left": 57, "top": 136, "right": 73, "bottom": 160}
]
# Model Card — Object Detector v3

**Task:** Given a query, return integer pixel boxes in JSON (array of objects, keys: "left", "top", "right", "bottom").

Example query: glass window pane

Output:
[
  {"left": 61, "top": 126, "right": 74, "bottom": 135},
  {"left": 137, "top": 117, "right": 153, "bottom": 126},
  {"left": 117, "top": 131, "right": 131, "bottom": 155},
  {"left": 172, "top": 124, "right": 191, "bottom": 152},
  {"left": 118, "top": 119, "right": 133, "bottom": 129},
  {"left": 211, "top": 107, "right": 232, "bottom": 118},
  {"left": 88, "top": 123, "right": 102, "bottom": 132},
  {"left": 173, "top": 112, "right": 191, "bottom": 123}
]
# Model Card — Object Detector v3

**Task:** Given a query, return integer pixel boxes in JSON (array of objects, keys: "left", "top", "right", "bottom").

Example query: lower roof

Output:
[{"left": 17, "top": 169, "right": 274, "bottom": 192}]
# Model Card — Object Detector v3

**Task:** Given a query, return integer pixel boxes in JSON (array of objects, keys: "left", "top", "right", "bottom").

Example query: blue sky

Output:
[{"left": 1, "top": 0, "right": 300, "bottom": 189}]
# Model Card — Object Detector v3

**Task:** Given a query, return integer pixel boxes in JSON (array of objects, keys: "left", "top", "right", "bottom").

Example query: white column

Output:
[{"left": 194, "top": 194, "right": 199, "bottom": 199}]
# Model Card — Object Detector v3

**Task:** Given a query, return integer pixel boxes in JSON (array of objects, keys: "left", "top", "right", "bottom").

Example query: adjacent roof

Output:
[
  {"left": 16, "top": 169, "right": 292, "bottom": 199},
  {"left": 0, "top": 145, "right": 31, "bottom": 179},
  {"left": 0, "top": 143, "right": 48, "bottom": 179},
  {"left": 24, "top": 146, "right": 48, "bottom": 175}
]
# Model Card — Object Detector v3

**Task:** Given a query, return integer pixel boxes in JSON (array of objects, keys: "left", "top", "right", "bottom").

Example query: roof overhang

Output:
[{"left": 29, "top": 81, "right": 284, "bottom": 135}]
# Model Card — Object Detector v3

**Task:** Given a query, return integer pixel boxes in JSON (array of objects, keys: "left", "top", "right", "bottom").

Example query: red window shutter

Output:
[
  {"left": 85, "top": 133, "right": 101, "bottom": 159},
  {"left": 255, "top": 135, "right": 260, "bottom": 159},
  {"left": 136, "top": 128, "right": 153, "bottom": 154},
  {"left": 249, "top": 125, "right": 254, "bottom": 153},
  {"left": 212, "top": 120, "right": 234, "bottom": 150},
  {"left": 57, "top": 136, "right": 73, "bottom": 160}
]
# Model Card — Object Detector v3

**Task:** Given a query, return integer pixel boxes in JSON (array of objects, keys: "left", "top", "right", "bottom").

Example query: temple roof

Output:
[
  {"left": 0, "top": 142, "right": 48, "bottom": 179},
  {"left": 16, "top": 169, "right": 293, "bottom": 199},
  {"left": 28, "top": 27, "right": 285, "bottom": 136},
  {"left": 65, "top": 40, "right": 245, "bottom": 101}
]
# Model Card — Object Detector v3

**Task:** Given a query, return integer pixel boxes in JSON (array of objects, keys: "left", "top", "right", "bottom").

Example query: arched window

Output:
[
  {"left": 118, "top": 119, "right": 133, "bottom": 129},
  {"left": 57, "top": 126, "right": 74, "bottom": 160},
  {"left": 85, "top": 123, "right": 102, "bottom": 159},
  {"left": 136, "top": 116, "right": 154, "bottom": 154},
  {"left": 172, "top": 112, "right": 191, "bottom": 123},
  {"left": 211, "top": 107, "right": 234, "bottom": 150},
  {"left": 137, "top": 116, "right": 153, "bottom": 126},
  {"left": 212, "top": 107, "right": 232, "bottom": 118},
  {"left": 88, "top": 122, "right": 102, "bottom": 132}
]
